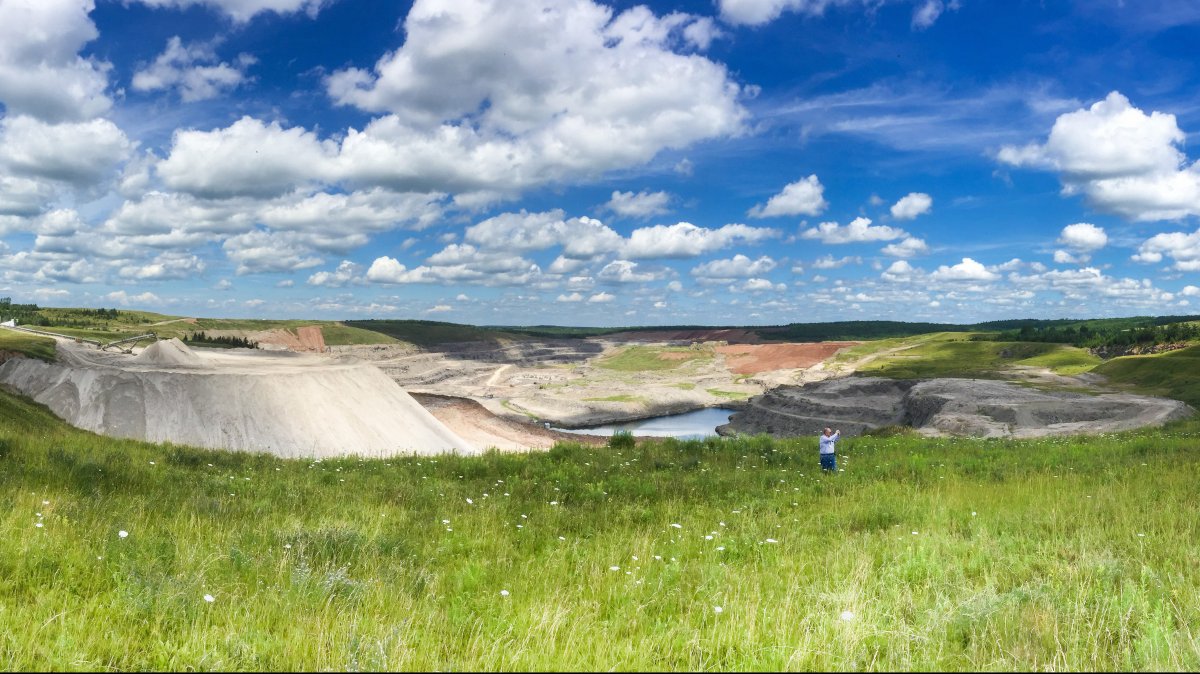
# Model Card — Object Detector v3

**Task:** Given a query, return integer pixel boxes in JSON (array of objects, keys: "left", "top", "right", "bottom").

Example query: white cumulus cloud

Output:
[
  {"left": 748, "top": 175, "right": 827, "bottom": 218},
  {"left": 132, "top": 37, "right": 255, "bottom": 102},
  {"left": 0, "top": 0, "right": 112, "bottom": 122},
  {"left": 890, "top": 192, "right": 932, "bottom": 220},
  {"left": 998, "top": 91, "right": 1200, "bottom": 221},
  {"left": 930, "top": 257, "right": 998, "bottom": 281},
  {"left": 1132, "top": 229, "right": 1200, "bottom": 271},
  {"left": 881, "top": 236, "right": 929, "bottom": 258},
  {"left": 801, "top": 217, "right": 905, "bottom": 244},
  {"left": 605, "top": 190, "right": 671, "bottom": 218}
]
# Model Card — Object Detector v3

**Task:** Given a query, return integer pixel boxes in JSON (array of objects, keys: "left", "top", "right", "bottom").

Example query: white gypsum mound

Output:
[{"left": 0, "top": 339, "right": 478, "bottom": 458}]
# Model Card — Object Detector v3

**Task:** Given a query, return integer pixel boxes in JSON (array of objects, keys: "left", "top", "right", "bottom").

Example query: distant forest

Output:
[
  {"left": 985, "top": 320, "right": 1200, "bottom": 349},
  {"left": 0, "top": 300, "right": 124, "bottom": 327}
]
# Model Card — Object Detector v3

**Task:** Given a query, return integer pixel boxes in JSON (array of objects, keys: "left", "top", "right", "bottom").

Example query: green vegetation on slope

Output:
[
  {"left": 344, "top": 319, "right": 522, "bottom": 346},
  {"left": 985, "top": 316, "right": 1200, "bottom": 349},
  {"left": 596, "top": 345, "right": 713, "bottom": 371},
  {"left": 1, "top": 388, "right": 1199, "bottom": 670},
  {"left": 1015, "top": 344, "right": 1103, "bottom": 375},
  {"left": 850, "top": 333, "right": 1061, "bottom": 379},
  {"left": 1093, "top": 345, "right": 1200, "bottom": 408},
  {"left": 0, "top": 330, "right": 57, "bottom": 361}
]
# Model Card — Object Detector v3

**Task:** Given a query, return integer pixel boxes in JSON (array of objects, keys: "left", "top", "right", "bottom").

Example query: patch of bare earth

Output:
[
  {"left": 412, "top": 393, "right": 606, "bottom": 451},
  {"left": 716, "top": 342, "right": 860, "bottom": 374},
  {"left": 253, "top": 326, "right": 327, "bottom": 352}
]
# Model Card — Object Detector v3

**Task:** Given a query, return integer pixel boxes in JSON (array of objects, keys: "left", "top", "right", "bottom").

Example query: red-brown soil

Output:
[
  {"left": 716, "top": 342, "right": 859, "bottom": 374},
  {"left": 255, "top": 326, "right": 327, "bottom": 352}
]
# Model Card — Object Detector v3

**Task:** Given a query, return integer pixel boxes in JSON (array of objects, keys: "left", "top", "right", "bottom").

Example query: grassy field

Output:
[
  {"left": 597, "top": 345, "right": 714, "bottom": 372},
  {"left": 2, "top": 384, "right": 1200, "bottom": 670},
  {"left": 841, "top": 333, "right": 1105, "bottom": 379},
  {"left": 0, "top": 330, "right": 57, "bottom": 361},
  {"left": 10, "top": 314, "right": 399, "bottom": 348}
]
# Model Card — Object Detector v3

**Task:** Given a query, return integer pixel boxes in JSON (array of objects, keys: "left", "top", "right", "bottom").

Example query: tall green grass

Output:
[
  {"left": 3, "top": 329, "right": 1197, "bottom": 667},
  {"left": 2, "top": 387, "right": 1199, "bottom": 669}
]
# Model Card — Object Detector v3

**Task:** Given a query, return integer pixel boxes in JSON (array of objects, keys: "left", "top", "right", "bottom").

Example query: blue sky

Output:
[{"left": 2, "top": 0, "right": 1200, "bottom": 326}]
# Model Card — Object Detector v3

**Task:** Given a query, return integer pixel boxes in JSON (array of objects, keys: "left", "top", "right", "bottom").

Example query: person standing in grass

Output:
[{"left": 819, "top": 427, "right": 841, "bottom": 472}]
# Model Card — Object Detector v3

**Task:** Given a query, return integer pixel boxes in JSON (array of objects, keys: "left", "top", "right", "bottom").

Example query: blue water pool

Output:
[{"left": 553, "top": 407, "right": 737, "bottom": 440}]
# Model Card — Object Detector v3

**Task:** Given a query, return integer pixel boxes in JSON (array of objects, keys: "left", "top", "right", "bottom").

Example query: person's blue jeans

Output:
[{"left": 820, "top": 452, "right": 836, "bottom": 472}]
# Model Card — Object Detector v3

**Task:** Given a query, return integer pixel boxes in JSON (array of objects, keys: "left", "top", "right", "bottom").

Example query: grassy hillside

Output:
[
  {"left": 841, "top": 333, "right": 1074, "bottom": 379},
  {"left": 2, "top": 386, "right": 1199, "bottom": 669},
  {"left": 344, "top": 319, "right": 523, "bottom": 346},
  {"left": 1093, "top": 345, "right": 1200, "bottom": 407},
  {"left": 0, "top": 330, "right": 57, "bottom": 361}
]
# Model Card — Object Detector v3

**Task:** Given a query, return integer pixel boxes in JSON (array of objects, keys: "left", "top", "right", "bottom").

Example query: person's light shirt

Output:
[{"left": 819, "top": 431, "right": 840, "bottom": 455}]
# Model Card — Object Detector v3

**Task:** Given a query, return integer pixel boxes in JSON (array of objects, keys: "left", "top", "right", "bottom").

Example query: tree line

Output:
[
  {"left": 187, "top": 331, "right": 257, "bottom": 349},
  {"left": 986, "top": 321, "right": 1200, "bottom": 349}
]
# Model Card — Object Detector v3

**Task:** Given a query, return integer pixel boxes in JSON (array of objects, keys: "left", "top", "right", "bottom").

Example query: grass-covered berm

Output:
[{"left": 2, "top": 385, "right": 1199, "bottom": 670}]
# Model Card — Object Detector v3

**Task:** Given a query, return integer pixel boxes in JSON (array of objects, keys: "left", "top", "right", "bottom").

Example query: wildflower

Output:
[
  {"left": 35, "top": 523, "right": 43, "bottom": 528},
  {"left": 610, "top": 566, "right": 621, "bottom": 571},
  {"left": 466, "top": 498, "right": 474, "bottom": 504},
  {"left": 841, "top": 610, "right": 854, "bottom": 621},
  {"left": 716, "top": 546, "right": 725, "bottom": 551},
  {"left": 971, "top": 512, "right": 977, "bottom": 517},
  {"left": 442, "top": 519, "right": 450, "bottom": 524},
  {"left": 284, "top": 544, "right": 292, "bottom": 549},
  {"left": 653, "top": 555, "right": 662, "bottom": 560},
  {"left": 765, "top": 538, "right": 778, "bottom": 544},
  {"left": 714, "top": 606, "right": 724, "bottom": 614},
  {"left": 118, "top": 530, "right": 129, "bottom": 538},
  {"left": 42, "top": 501, "right": 49, "bottom": 505},
  {"left": 149, "top": 461, "right": 155, "bottom": 465},
  {"left": 670, "top": 523, "right": 682, "bottom": 529},
  {"left": 203, "top": 594, "right": 215, "bottom": 603},
  {"left": 558, "top": 536, "right": 566, "bottom": 541},
  {"left": 500, "top": 590, "right": 510, "bottom": 597},
  {"left": 911, "top": 531, "right": 918, "bottom": 535}
]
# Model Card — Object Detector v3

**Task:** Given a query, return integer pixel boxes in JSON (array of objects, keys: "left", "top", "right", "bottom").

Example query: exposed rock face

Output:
[{"left": 719, "top": 376, "right": 1193, "bottom": 439}]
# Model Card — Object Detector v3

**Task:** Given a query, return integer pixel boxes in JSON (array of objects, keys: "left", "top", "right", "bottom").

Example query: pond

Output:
[{"left": 552, "top": 407, "right": 738, "bottom": 440}]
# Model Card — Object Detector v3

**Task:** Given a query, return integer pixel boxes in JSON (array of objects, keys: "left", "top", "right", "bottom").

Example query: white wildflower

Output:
[{"left": 118, "top": 530, "right": 129, "bottom": 538}]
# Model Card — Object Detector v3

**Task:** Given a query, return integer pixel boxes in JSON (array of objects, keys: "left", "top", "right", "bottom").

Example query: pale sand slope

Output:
[{"left": 0, "top": 339, "right": 477, "bottom": 458}]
